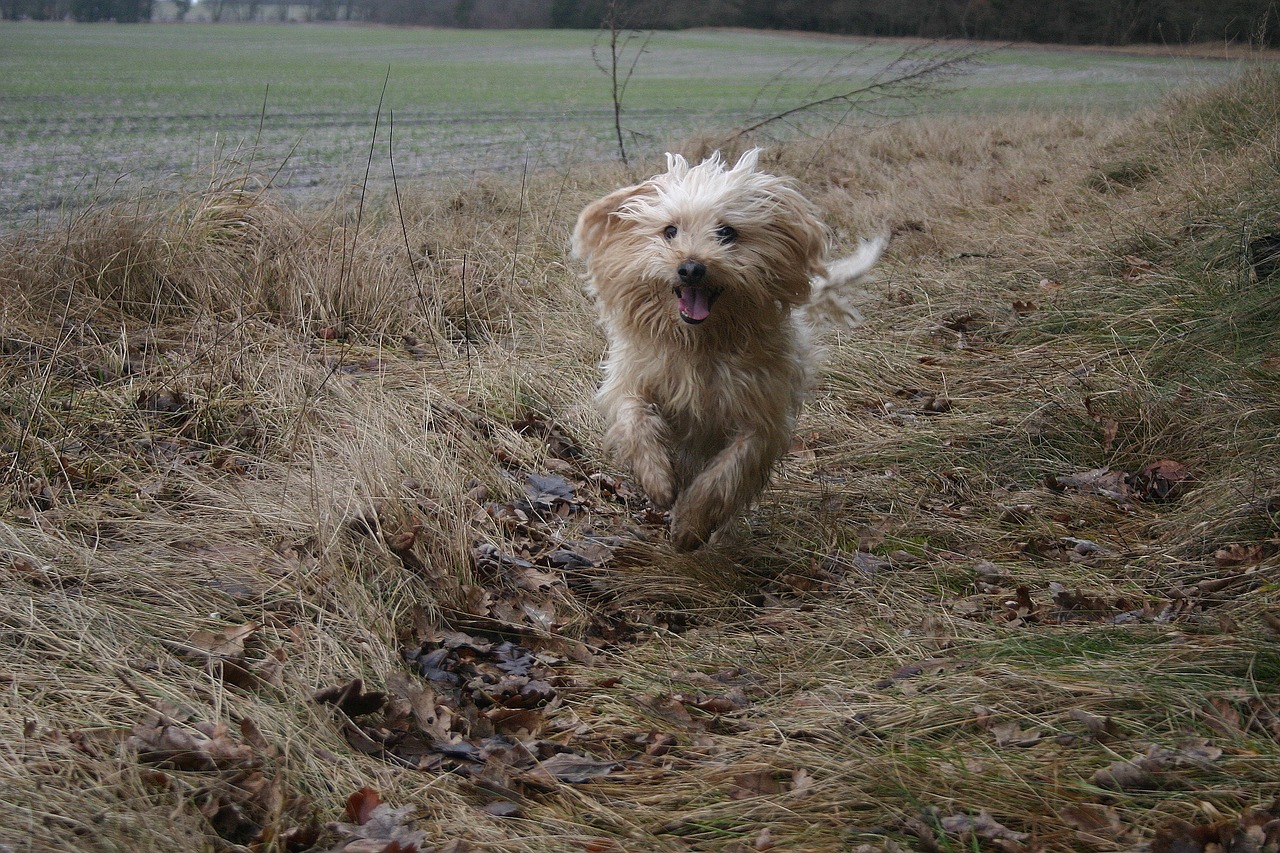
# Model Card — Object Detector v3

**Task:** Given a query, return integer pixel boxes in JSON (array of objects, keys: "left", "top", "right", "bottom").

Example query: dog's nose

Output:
[{"left": 677, "top": 260, "right": 706, "bottom": 283}]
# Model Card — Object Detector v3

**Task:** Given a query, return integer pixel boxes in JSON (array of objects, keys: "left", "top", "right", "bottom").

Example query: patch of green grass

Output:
[{"left": 0, "top": 24, "right": 1254, "bottom": 228}]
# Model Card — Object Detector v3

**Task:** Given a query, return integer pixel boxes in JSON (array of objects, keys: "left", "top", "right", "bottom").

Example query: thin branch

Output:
[
  {"left": 592, "top": 1, "right": 652, "bottom": 166},
  {"left": 720, "top": 43, "right": 993, "bottom": 148}
]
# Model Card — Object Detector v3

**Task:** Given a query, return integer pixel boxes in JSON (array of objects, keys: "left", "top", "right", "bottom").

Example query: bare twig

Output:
[
  {"left": 720, "top": 42, "right": 992, "bottom": 148},
  {"left": 592, "top": 1, "right": 653, "bottom": 166}
]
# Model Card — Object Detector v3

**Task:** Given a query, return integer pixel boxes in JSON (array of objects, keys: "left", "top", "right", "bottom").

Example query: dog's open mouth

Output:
[{"left": 674, "top": 285, "right": 723, "bottom": 324}]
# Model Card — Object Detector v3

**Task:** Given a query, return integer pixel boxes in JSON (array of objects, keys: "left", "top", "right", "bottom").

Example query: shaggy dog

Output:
[{"left": 572, "top": 149, "right": 883, "bottom": 550}]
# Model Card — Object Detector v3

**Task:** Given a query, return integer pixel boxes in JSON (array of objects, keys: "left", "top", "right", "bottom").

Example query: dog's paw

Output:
[
  {"left": 669, "top": 506, "right": 714, "bottom": 552},
  {"left": 669, "top": 523, "right": 706, "bottom": 552},
  {"left": 637, "top": 470, "right": 676, "bottom": 510}
]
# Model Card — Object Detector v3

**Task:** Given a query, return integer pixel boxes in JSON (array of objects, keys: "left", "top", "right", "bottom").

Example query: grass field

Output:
[
  {"left": 1, "top": 21, "right": 1280, "bottom": 853},
  {"left": 0, "top": 23, "right": 1259, "bottom": 230}
]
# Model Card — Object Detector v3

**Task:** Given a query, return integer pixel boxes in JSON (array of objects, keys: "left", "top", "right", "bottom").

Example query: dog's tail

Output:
[{"left": 805, "top": 235, "right": 888, "bottom": 329}]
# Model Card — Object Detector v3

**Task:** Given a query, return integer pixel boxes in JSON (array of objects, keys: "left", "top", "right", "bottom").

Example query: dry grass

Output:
[{"left": 2, "top": 69, "right": 1279, "bottom": 853}]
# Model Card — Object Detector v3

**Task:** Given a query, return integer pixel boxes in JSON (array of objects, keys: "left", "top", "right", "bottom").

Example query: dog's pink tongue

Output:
[{"left": 679, "top": 287, "right": 713, "bottom": 322}]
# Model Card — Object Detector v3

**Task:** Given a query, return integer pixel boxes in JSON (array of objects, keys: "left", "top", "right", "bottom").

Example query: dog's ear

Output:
[
  {"left": 572, "top": 183, "right": 653, "bottom": 261},
  {"left": 766, "top": 187, "right": 830, "bottom": 305}
]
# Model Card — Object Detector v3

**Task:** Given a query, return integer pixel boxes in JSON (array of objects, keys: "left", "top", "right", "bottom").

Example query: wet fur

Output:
[{"left": 573, "top": 149, "right": 883, "bottom": 550}]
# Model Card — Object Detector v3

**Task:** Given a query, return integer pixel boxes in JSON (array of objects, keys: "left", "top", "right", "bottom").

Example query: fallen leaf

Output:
[
  {"left": 128, "top": 720, "right": 254, "bottom": 771},
  {"left": 1151, "top": 804, "right": 1280, "bottom": 853},
  {"left": 1214, "top": 542, "right": 1278, "bottom": 567},
  {"left": 1068, "top": 708, "right": 1119, "bottom": 742},
  {"left": 1263, "top": 612, "right": 1280, "bottom": 636},
  {"left": 730, "top": 769, "right": 785, "bottom": 800},
  {"left": 344, "top": 787, "right": 383, "bottom": 826},
  {"left": 238, "top": 717, "right": 273, "bottom": 754},
  {"left": 873, "top": 657, "right": 966, "bottom": 688},
  {"left": 990, "top": 721, "right": 1043, "bottom": 748},
  {"left": 789, "top": 768, "right": 815, "bottom": 799},
  {"left": 184, "top": 622, "right": 259, "bottom": 659},
  {"left": 637, "top": 694, "right": 698, "bottom": 728},
  {"left": 1046, "top": 468, "right": 1133, "bottom": 503},
  {"left": 681, "top": 692, "right": 746, "bottom": 715},
  {"left": 534, "top": 752, "right": 619, "bottom": 783},
  {"left": 1129, "top": 459, "right": 1192, "bottom": 502},
  {"left": 1123, "top": 254, "right": 1157, "bottom": 280},
  {"left": 326, "top": 797, "right": 426, "bottom": 853},
  {"left": 939, "top": 811, "right": 1029, "bottom": 849},
  {"left": 480, "top": 800, "right": 524, "bottom": 818},
  {"left": 1090, "top": 740, "right": 1222, "bottom": 790},
  {"left": 1060, "top": 803, "right": 1138, "bottom": 849},
  {"left": 314, "top": 679, "right": 388, "bottom": 718},
  {"left": 512, "top": 411, "right": 584, "bottom": 462}
]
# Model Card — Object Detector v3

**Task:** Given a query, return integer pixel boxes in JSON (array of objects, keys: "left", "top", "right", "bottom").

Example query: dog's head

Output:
[{"left": 573, "top": 150, "right": 827, "bottom": 333}]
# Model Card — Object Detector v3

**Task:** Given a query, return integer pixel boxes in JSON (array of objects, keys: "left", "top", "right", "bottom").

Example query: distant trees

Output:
[
  {"left": 546, "top": 0, "right": 1278, "bottom": 46},
  {"left": 354, "top": 0, "right": 549, "bottom": 26},
  {"left": 0, "top": 0, "right": 1273, "bottom": 47},
  {"left": 3, "top": 0, "right": 148, "bottom": 19}
]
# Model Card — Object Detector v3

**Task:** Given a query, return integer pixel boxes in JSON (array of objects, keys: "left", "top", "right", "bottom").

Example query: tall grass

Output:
[{"left": 1, "top": 69, "right": 1278, "bottom": 852}]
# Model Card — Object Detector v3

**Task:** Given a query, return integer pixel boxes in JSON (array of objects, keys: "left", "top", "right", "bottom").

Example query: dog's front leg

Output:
[
  {"left": 605, "top": 397, "right": 676, "bottom": 509},
  {"left": 669, "top": 430, "right": 781, "bottom": 551}
]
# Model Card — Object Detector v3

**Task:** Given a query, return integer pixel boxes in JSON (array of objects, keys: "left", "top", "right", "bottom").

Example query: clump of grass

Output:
[{"left": 2, "top": 70, "right": 1279, "bottom": 853}]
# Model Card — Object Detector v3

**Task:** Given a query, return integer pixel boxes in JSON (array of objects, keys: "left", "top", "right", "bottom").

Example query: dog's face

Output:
[{"left": 573, "top": 150, "right": 828, "bottom": 335}]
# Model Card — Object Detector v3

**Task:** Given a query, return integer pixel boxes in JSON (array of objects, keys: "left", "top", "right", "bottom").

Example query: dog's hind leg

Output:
[
  {"left": 669, "top": 430, "right": 784, "bottom": 551},
  {"left": 605, "top": 397, "right": 677, "bottom": 509}
]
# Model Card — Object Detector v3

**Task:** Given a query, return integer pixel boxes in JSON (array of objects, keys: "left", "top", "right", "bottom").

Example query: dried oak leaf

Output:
[
  {"left": 344, "top": 786, "right": 383, "bottom": 825},
  {"left": 873, "top": 657, "right": 967, "bottom": 689},
  {"left": 637, "top": 694, "right": 698, "bottom": 728},
  {"left": 1060, "top": 803, "right": 1139, "bottom": 849},
  {"left": 314, "top": 679, "right": 388, "bottom": 718},
  {"left": 201, "top": 769, "right": 285, "bottom": 845},
  {"left": 1045, "top": 468, "right": 1133, "bottom": 503},
  {"left": 184, "top": 622, "right": 259, "bottom": 659},
  {"left": 386, "top": 675, "right": 453, "bottom": 740},
  {"left": 789, "top": 768, "right": 815, "bottom": 800},
  {"left": 327, "top": 793, "right": 425, "bottom": 853},
  {"left": 1129, "top": 460, "right": 1192, "bottom": 502},
  {"left": 1214, "top": 542, "right": 1279, "bottom": 568},
  {"left": 533, "top": 752, "right": 620, "bottom": 783},
  {"left": 238, "top": 717, "right": 275, "bottom": 755},
  {"left": 1003, "top": 585, "right": 1042, "bottom": 624},
  {"left": 990, "top": 721, "right": 1043, "bottom": 748},
  {"left": 512, "top": 411, "right": 583, "bottom": 462},
  {"left": 171, "top": 622, "right": 274, "bottom": 690},
  {"left": 523, "top": 472, "right": 578, "bottom": 517},
  {"left": 481, "top": 800, "right": 524, "bottom": 818},
  {"left": 128, "top": 720, "right": 254, "bottom": 771},
  {"left": 1067, "top": 708, "right": 1120, "bottom": 742},
  {"left": 678, "top": 691, "right": 747, "bottom": 715},
  {"left": 1090, "top": 740, "right": 1222, "bottom": 791},
  {"left": 1152, "top": 802, "right": 1280, "bottom": 853},
  {"left": 939, "top": 811, "right": 1030, "bottom": 851},
  {"left": 729, "top": 769, "right": 786, "bottom": 800}
]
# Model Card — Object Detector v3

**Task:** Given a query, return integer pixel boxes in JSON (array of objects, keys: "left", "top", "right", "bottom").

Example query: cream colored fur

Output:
[{"left": 573, "top": 149, "right": 884, "bottom": 550}]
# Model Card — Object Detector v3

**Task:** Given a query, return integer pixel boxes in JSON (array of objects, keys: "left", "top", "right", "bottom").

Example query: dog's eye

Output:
[
  {"left": 663, "top": 225, "right": 678, "bottom": 240},
  {"left": 715, "top": 224, "right": 738, "bottom": 245}
]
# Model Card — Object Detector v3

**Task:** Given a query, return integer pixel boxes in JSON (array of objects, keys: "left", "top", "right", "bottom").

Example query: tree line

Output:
[{"left": 3, "top": 0, "right": 1276, "bottom": 48}]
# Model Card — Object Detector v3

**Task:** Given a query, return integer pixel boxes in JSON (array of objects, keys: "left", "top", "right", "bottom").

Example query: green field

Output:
[{"left": 0, "top": 23, "right": 1255, "bottom": 228}]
